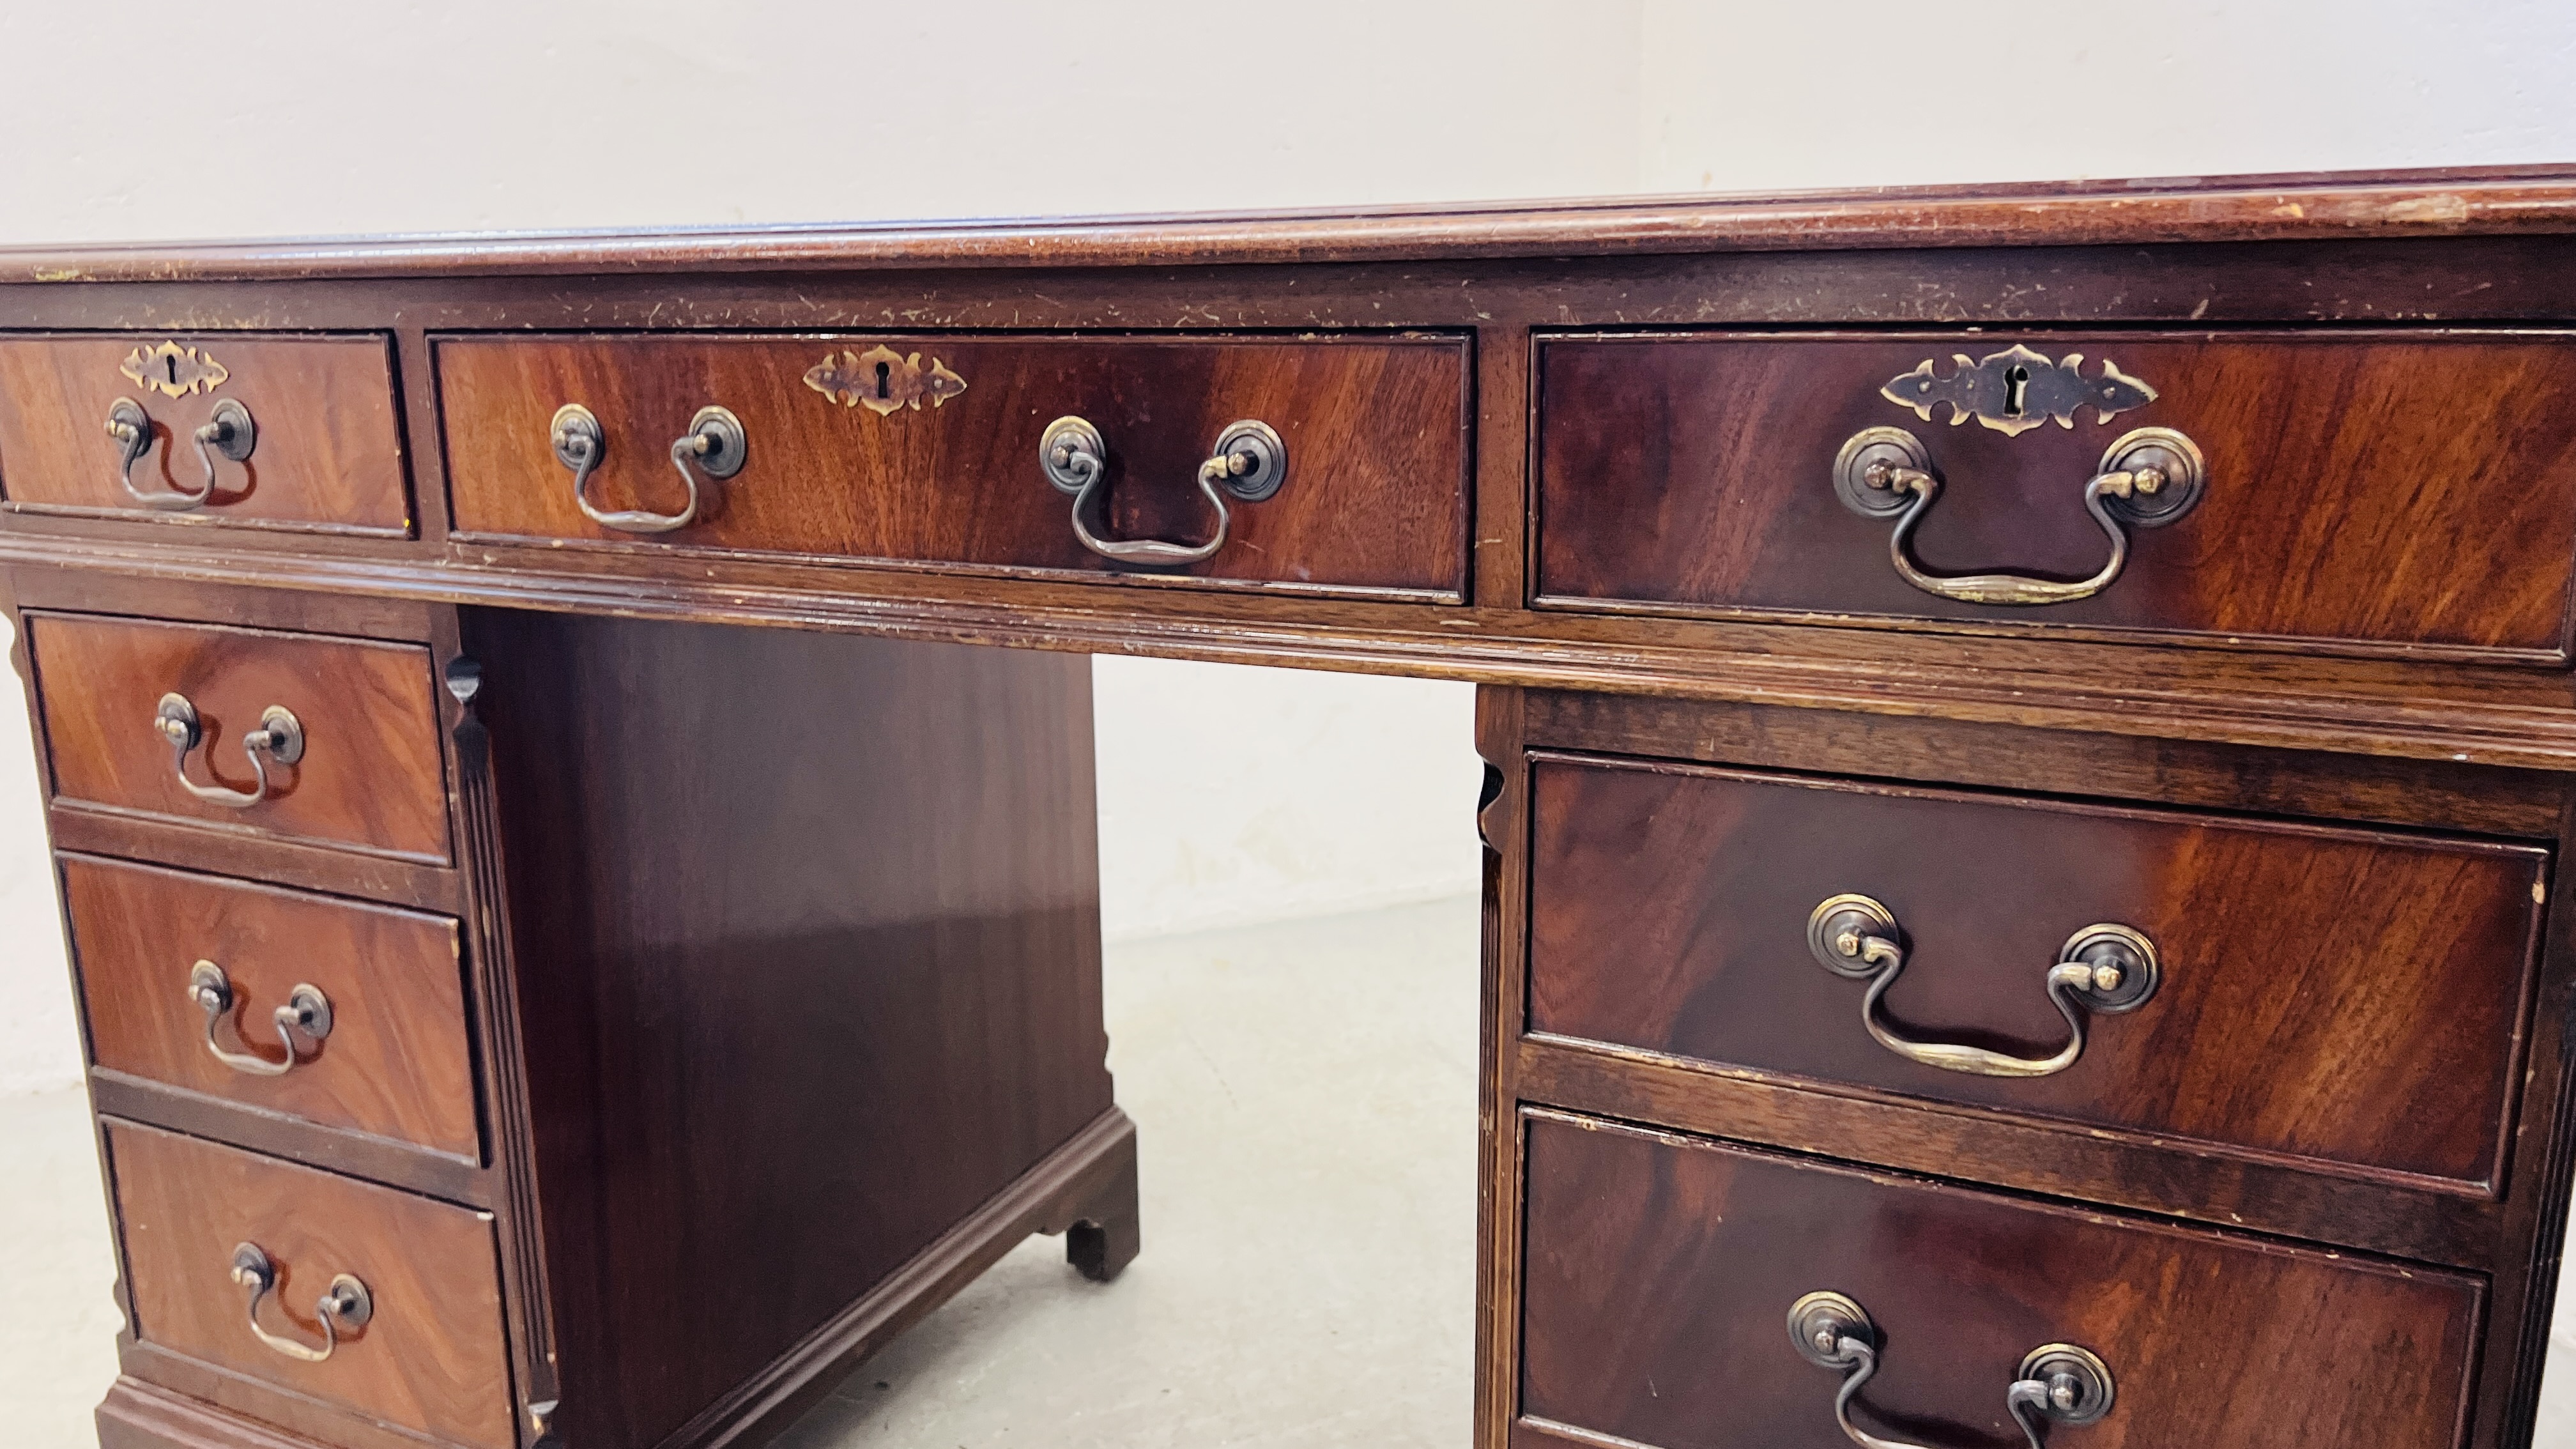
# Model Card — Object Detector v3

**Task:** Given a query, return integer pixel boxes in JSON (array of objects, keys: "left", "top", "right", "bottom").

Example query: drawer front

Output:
[
  {"left": 1526, "top": 756, "right": 2546, "bottom": 1190},
  {"left": 1517, "top": 1111, "right": 2480, "bottom": 1449},
  {"left": 0, "top": 334, "right": 408, "bottom": 532},
  {"left": 27, "top": 613, "right": 450, "bottom": 861},
  {"left": 437, "top": 333, "right": 1469, "bottom": 598},
  {"left": 107, "top": 1122, "right": 512, "bottom": 1449},
  {"left": 67, "top": 856, "right": 475, "bottom": 1158},
  {"left": 1535, "top": 332, "right": 2576, "bottom": 658}
]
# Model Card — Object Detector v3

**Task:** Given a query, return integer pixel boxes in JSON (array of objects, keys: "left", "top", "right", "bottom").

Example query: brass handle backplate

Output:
[
  {"left": 105, "top": 396, "right": 256, "bottom": 512},
  {"left": 551, "top": 402, "right": 747, "bottom": 534},
  {"left": 188, "top": 962, "right": 332, "bottom": 1077},
  {"left": 1038, "top": 415, "right": 1287, "bottom": 565},
  {"left": 155, "top": 693, "right": 303, "bottom": 809},
  {"left": 1807, "top": 894, "right": 2158, "bottom": 1078},
  {"left": 1832, "top": 425, "right": 2204, "bottom": 606},
  {"left": 1790, "top": 1291, "right": 2113, "bottom": 1449},
  {"left": 231, "top": 1243, "right": 371, "bottom": 1363}
]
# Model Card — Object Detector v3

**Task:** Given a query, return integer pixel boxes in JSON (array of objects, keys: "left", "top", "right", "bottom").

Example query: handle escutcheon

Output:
[
  {"left": 188, "top": 961, "right": 332, "bottom": 1077},
  {"left": 156, "top": 693, "right": 303, "bottom": 809},
  {"left": 1790, "top": 1291, "right": 2113, "bottom": 1449},
  {"left": 1806, "top": 894, "right": 2157, "bottom": 1078},
  {"left": 1832, "top": 425, "right": 2204, "bottom": 606},
  {"left": 231, "top": 1243, "right": 371, "bottom": 1363},
  {"left": 1039, "top": 415, "right": 1287, "bottom": 565},
  {"left": 553, "top": 403, "right": 746, "bottom": 534}
]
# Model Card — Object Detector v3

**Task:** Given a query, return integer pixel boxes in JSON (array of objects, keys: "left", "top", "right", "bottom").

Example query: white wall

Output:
[{"left": 1, "top": 4, "right": 2572, "bottom": 1032}]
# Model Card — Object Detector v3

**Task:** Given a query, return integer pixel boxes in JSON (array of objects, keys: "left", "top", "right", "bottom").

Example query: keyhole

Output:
[
  {"left": 875, "top": 360, "right": 891, "bottom": 400},
  {"left": 166, "top": 354, "right": 181, "bottom": 387},
  {"left": 2002, "top": 364, "right": 2029, "bottom": 418}
]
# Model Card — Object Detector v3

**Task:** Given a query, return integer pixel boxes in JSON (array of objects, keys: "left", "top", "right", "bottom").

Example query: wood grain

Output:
[
  {"left": 1537, "top": 332, "right": 2576, "bottom": 660},
  {"left": 1526, "top": 755, "right": 2547, "bottom": 1189},
  {"left": 466, "top": 610, "right": 1117, "bottom": 1449},
  {"left": 438, "top": 334, "right": 1469, "bottom": 599},
  {"left": 1517, "top": 1110, "right": 2481, "bottom": 1449},
  {"left": 0, "top": 336, "right": 408, "bottom": 533},
  {"left": 105, "top": 1121, "right": 512, "bottom": 1449},
  {"left": 26, "top": 613, "right": 450, "bottom": 861},
  {"left": 65, "top": 855, "right": 475, "bottom": 1159}
]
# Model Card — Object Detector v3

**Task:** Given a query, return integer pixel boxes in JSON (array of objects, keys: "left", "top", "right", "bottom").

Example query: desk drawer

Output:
[
  {"left": 67, "top": 855, "right": 475, "bottom": 1158},
  {"left": 1526, "top": 756, "right": 2546, "bottom": 1190},
  {"left": 1535, "top": 332, "right": 2576, "bottom": 659},
  {"left": 1515, "top": 1111, "right": 2481, "bottom": 1449},
  {"left": 436, "top": 333, "right": 1468, "bottom": 599},
  {"left": 0, "top": 334, "right": 408, "bottom": 532},
  {"left": 107, "top": 1121, "right": 512, "bottom": 1449},
  {"left": 27, "top": 613, "right": 450, "bottom": 861}
]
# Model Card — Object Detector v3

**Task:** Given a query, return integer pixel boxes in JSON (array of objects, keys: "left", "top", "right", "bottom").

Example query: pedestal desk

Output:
[{"left": 7, "top": 165, "right": 2576, "bottom": 1449}]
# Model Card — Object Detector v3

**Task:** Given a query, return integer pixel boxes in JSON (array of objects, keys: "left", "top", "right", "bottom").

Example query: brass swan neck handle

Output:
[
  {"left": 230, "top": 1243, "right": 372, "bottom": 1364},
  {"left": 550, "top": 402, "right": 747, "bottom": 535},
  {"left": 155, "top": 693, "right": 303, "bottom": 809},
  {"left": 1806, "top": 894, "right": 2159, "bottom": 1078},
  {"left": 107, "top": 396, "right": 254, "bottom": 511},
  {"left": 188, "top": 961, "right": 332, "bottom": 1077},
  {"left": 1790, "top": 1292, "right": 2115, "bottom": 1449},
  {"left": 1832, "top": 425, "right": 2204, "bottom": 606},
  {"left": 1039, "top": 415, "right": 1287, "bottom": 566}
]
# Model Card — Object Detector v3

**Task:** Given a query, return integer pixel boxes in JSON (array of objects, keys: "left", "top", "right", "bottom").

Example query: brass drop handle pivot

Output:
[
  {"left": 1807, "top": 894, "right": 2158, "bottom": 1078},
  {"left": 188, "top": 962, "right": 332, "bottom": 1077},
  {"left": 231, "top": 1243, "right": 371, "bottom": 1363},
  {"left": 1790, "top": 1292, "right": 2114, "bottom": 1449},
  {"left": 1832, "top": 425, "right": 2204, "bottom": 606},
  {"left": 550, "top": 402, "right": 747, "bottom": 534},
  {"left": 1038, "top": 415, "right": 1287, "bottom": 565},
  {"left": 155, "top": 692, "right": 303, "bottom": 809},
  {"left": 107, "top": 397, "right": 256, "bottom": 511}
]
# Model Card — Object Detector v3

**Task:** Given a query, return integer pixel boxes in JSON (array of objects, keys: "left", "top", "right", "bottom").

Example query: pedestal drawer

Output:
[
  {"left": 106, "top": 1121, "right": 512, "bottom": 1449},
  {"left": 67, "top": 855, "right": 475, "bottom": 1158},
  {"left": 1535, "top": 332, "right": 2576, "bottom": 660},
  {"left": 26, "top": 613, "right": 451, "bottom": 861},
  {"left": 1526, "top": 755, "right": 2547, "bottom": 1192},
  {"left": 0, "top": 334, "right": 408, "bottom": 532},
  {"left": 436, "top": 332, "right": 1469, "bottom": 599},
  {"left": 1515, "top": 1110, "right": 2481, "bottom": 1449}
]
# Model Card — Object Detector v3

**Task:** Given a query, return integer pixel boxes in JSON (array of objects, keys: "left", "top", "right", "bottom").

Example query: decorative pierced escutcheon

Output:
[
  {"left": 1789, "top": 1291, "right": 2115, "bottom": 1449},
  {"left": 1880, "top": 345, "right": 2156, "bottom": 436},
  {"left": 120, "top": 341, "right": 231, "bottom": 399},
  {"left": 804, "top": 345, "right": 967, "bottom": 415}
]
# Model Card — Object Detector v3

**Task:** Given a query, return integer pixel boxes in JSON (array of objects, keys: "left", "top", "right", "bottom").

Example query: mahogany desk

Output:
[{"left": 7, "top": 165, "right": 2576, "bottom": 1449}]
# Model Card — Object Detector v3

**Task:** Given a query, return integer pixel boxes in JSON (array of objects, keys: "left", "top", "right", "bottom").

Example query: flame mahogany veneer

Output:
[{"left": 7, "top": 167, "right": 2576, "bottom": 1449}]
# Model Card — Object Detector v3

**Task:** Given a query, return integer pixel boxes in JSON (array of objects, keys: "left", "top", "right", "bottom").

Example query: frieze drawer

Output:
[
  {"left": 436, "top": 332, "right": 1471, "bottom": 601},
  {"left": 1534, "top": 331, "right": 2576, "bottom": 661},
  {"left": 0, "top": 334, "right": 409, "bottom": 533}
]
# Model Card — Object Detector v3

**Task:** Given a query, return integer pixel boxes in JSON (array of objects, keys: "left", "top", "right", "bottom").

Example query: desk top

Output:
[
  {"left": 6, "top": 164, "right": 2576, "bottom": 774},
  {"left": 3, "top": 164, "right": 2575, "bottom": 281}
]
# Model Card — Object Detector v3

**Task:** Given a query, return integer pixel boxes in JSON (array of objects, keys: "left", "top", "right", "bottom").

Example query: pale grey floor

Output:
[{"left": 21, "top": 893, "right": 2576, "bottom": 1446}]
